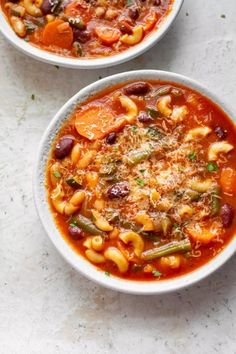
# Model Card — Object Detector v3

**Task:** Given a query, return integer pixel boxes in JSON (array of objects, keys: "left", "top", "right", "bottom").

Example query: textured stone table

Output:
[{"left": 0, "top": 1, "right": 236, "bottom": 353}]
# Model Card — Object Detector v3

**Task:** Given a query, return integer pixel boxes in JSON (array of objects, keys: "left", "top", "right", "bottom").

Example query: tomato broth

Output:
[
  {"left": 46, "top": 81, "right": 236, "bottom": 280},
  {"left": 1, "top": 0, "right": 173, "bottom": 58}
]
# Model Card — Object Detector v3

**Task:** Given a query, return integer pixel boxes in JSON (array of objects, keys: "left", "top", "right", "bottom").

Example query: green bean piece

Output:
[
  {"left": 161, "top": 216, "right": 172, "bottom": 236},
  {"left": 24, "top": 20, "right": 37, "bottom": 33},
  {"left": 126, "top": 149, "right": 152, "bottom": 165},
  {"left": 211, "top": 186, "right": 221, "bottom": 216},
  {"left": 72, "top": 42, "right": 83, "bottom": 57},
  {"left": 146, "top": 108, "right": 159, "bottom": 118},
  {"left": 141, "top": 239, "right": 192, "bottom": 261},
  {"left": 120, "top": 219, "right": 140, "bottom": 232},
  {"left": 66, "top": 176, "right": 82, "bottom": 189},
  {"left": 76, "top": 215, "right": 103, "bottom": 235},
  {"left": 185, "top": 189, "right": 200, "bottom": 201}
]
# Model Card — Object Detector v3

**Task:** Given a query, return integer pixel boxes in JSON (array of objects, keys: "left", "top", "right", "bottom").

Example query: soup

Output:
[
  {"left": 2, "top": 0, "right": 173, "bottom": 58},
  {"left": 46, "top": 80, "right": 236, "bottom": 280}
]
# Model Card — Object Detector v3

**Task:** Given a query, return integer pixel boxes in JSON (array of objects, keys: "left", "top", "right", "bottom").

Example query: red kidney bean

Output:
[
  {"left": 221, "top": 203, "right": 234, "bottom": 228},
  {"left": 118, "top": 20, "right": 133, "bottom": 34},
  {"left": 68, "top": 225, "right": 84, "bottom": 240},
  {"left": 138, "top": 111, "right": 154, "bottom": 123},
  {"left": 106, "top": 132, "right": 117, "bottom": 144},
  {"left": 73, "top": 29, "right": 91, "bottom": 43},
  {"left": 214, "top": 126, "right": 227, "bottom": 140},
  {"left": 128, "top": 6, "right": 140, "bottom": 20},
  {"left": 123, "top": 82, "right": 150, "bottom": 96},
  {"left": 41, "top": 0, "right": 60, "bottom": 14},
  {"left": 107, "top": 182, "right": 130, "bottom": 199},
  {"left": 55, "top": 136, "right": 74, "bottom": 159}
]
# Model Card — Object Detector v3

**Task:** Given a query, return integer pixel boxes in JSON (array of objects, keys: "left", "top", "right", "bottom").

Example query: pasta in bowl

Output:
[{"left": 34, "top": 70, "right": 236, "bottom": 294}]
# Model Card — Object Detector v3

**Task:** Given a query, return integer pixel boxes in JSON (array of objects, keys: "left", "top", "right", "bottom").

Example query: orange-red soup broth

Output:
[
  {"left": 46, "top": 81, "right": 236, "bottom": 280},
  {"left": 2, "top": 0, "right": 173, "bottom": 58}
]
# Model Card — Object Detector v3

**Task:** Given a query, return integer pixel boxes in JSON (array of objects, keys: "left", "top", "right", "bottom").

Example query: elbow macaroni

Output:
[
  {"left": 119, "top": 231, "right": 144, "bottom": 258},
  {"left": 64, "top": 191, "right": 85, "bottom": 216},
  {"left": 77, "top": 150, "right": 95, "bottom": 169},
  {"left": 119, "top": 95, "right": 138, "bottom": 123},
  {"left": 134, "top": 213, "right": 154, "bottom": 231},
  {"left": 104, "top": 247, "right": 129, "bottom": 273},
  {"left": 120, "top": 26, "right": 143, "bottom": 45},
  {"left": 188, "top": 178, "right": 214, "bottom": 193},
  {"left": 85, "top": 249, "right": 105, "bottom": 263},
  {"left": 51, "top": 186, "right": 85, "bottom": 215},
  {"left": 50, "top": 162, "right": 61, "bottom": 187},
  {"left": 157, "top": 95, "right": 172, "bottom": 117},
  {"left": 91, "top": 210, "right": 113, "bottom": 232},
  {"left": 208, "top": 141, "right": 234, "bottom": 161},
  {"left": 184, "top": 126, "right": 212, "bottom": 142},
  {"left": 70, "top": 143, "right": 81, "bottom": 165},
  {"left": 91, "top": 236, "right": 104, "bottom": 251}
]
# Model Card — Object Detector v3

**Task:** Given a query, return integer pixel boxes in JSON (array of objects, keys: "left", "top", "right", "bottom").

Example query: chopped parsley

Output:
[
  {"left": 131, "top": 125, "right": 138, "bottom": 133},
  {"left": 126, "top": 0, "right": 134, "bottom": 6},
  {"left": 104, "top": 271, "right": 111, "bottom": 277},
  {"left": 173, "top": 222, "right": 179, "bottom": 230},
  {"left": 147, "top": 126, "right": 161, "bottom": 138},
  {"left": 221, "top": 14, "right": 226, "bottom": 18},
  {"left": 152, "top": 270, "right": 162, "bottom": 277},
  {"left": 188, "top": 151, "right": 196, "bottom": 161},
  {"left": 135, "top": 178, "right": 145, "bottom": 187},
  {"left": 146, "top": 107, "right": 159, "bottom": 118},
  {"left": 53, "top": 171, "right": 61, "bottom": 178},
  {"left": 207, "top": 162, "right": 218, "bottom": 172},
  {"left": 69, "top": 220, "right": 78, "bottom": 228},
  {"left": 139, "top": 169, "right": 145, "bottom": 174}
]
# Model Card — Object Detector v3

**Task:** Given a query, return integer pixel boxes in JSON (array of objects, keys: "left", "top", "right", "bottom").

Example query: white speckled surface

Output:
[{"left": 0, "top": 1, "right": 236, "bottom": 353}]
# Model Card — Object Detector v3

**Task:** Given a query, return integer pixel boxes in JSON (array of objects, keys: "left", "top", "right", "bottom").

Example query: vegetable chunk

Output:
[
  {"left": 42, "top": 20, "right": 73, "bottom": 49},
  {"left": 75, "top": 104, "right": 126, "bottom": 140}
]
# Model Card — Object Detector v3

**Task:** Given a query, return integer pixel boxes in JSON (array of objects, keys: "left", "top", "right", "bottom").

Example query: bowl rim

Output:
[
  {"left": 0, "top": 0, "right": 183, "bottom": 69},
  {"left": 34, "top": 69, "right": 236, "bottom": 295}
]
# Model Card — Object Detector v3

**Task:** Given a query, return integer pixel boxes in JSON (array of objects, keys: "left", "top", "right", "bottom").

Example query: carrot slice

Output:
[
  {"left": 220, "top": 168, "right": 236, "bottom": 194},
  {"left": 42, "top": 20, "right": 73, "bottom": 49},
  {"left": 95, "top": 26, "right": 120, "bottom": 45},
  {"left": 75, "top": 104, "right": 126, "bottom": 140},
  {"left": 186, "top": 222, "right": 222, "bottom": 244}
]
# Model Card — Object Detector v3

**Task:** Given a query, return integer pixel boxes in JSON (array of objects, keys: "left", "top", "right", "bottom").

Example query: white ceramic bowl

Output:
[
  {"left": 0, "top": 1, "right": 183, "bottom": 69},
  {"left": 34, "top": 70, "right": 236, "bottom": 294}
]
